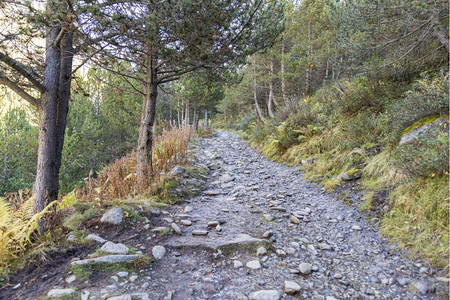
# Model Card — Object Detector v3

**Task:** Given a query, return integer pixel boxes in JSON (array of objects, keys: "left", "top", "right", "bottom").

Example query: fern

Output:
[{"left": 0, "top": 197, "right": 57, "bottom": 269}]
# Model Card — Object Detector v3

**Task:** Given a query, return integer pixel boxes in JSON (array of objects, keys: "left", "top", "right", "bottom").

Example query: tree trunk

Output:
[
  {"left": 203, "top": 110, "right": 208, "bottom": 128},
  {"left": 33, "top": 27, "right": 74, "bottom": 232},
  {"left": 268, "top": 58, "right": 275, "bottom": 119},
  {"left": 136, "top": 60, "right": 158, "bottom": 190},
  {"left": 253, "top": 58, "right": 266, "bottom": 123},
  {"left": 193, "top": 107, "right": 198, "bottom": 131},
  {"left": 281, "top": 37, "right": 290, "bottom": 108}
]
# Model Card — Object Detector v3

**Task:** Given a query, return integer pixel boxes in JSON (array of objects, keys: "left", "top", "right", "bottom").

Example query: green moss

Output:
[
  {"left": 347, "top": 168, "right": 362, "bottom": 177},
  {"left": 402, "top": 114, "right": 440, "bottom": 135},
  {"left": 63, "top": 207, "right": 101, "bottom": 231},
  {"left": 70, "top": 255, "right": 151, "bottom": 279}
]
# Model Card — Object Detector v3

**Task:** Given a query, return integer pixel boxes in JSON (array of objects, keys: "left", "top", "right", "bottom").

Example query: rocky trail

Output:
[{"left": 2, "top": 131, "right": 448, "bottom": 300}]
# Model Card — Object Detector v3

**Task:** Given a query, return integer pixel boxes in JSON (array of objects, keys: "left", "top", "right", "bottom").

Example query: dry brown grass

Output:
[{"left": 78, "top": 126, "right": 195, "bottom": 202}]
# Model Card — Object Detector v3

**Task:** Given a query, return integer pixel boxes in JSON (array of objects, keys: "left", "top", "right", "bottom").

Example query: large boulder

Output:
[{"left": 101, "top": 208, "right": 124, "bottom": 225}]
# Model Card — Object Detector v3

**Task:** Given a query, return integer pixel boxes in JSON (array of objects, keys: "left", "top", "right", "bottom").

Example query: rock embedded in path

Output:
[
  {"left": 71, "top": 255, "right": 140, "bottom": 266},
  {"left": 290, "top": 215, "right": 300, "bottom": 224},
  {"left": 205, "top": 190, "right": 221, "bottom": 196},
  {"left": 299, "top": 263, "right": 312, "bottom": 275},
  {"left": 284, "top": 281, "right": 301, "bottom": 295},
  {"left": 184, "top": 206, "right": 193, "bottom": 213},
  {"left": 248, "top": 290, "right": 282, "bottom": 300},
  {"left": 180, "top": 220, "right": 192, "bottom": 226},
  {"left": 65, "top": 275, "right": 76, "bottom": 284},
  {"left": 101, "top": 208, "right": 123, "bottom": 225},
  {"left": 87, "top": 233, "right": 106, "bottom": 243},
  {"left": 171, "top": 223, "right": 182, "bottom": 235},
  {"left": 413, "top": 281, "right": 429, "bottom": 294},
  {"left": 246, "top": 260, "right": 261, "bottom": 270},
  {"left": 47, "top": 288, "right": 76, "bottom": 297},
  {"left": 207, "top": 221, "right": 220, "bottom": 227},
  {"left": 256, "top": 247, "right": 267, "bottom": 256},
  {"left": 351, "top": 225, "right": 362, "bottom": 231},
  {"left": 107, "top": 295, "right": 132, "bottom": 300},
  {"left": 192, "top": 230, "right": 208, "bottom": 236},
  {"left": 152, "top": 246, "right": 166, "bottom": 260},
  {"left": 233, "top": 260, "right": 243, "bottom": 269},
  {"left": 101, "top": 242, "right": 130, "bottom": 254},
  {"left": 270, "top": 206, "right": 287, "bottom": 212}
]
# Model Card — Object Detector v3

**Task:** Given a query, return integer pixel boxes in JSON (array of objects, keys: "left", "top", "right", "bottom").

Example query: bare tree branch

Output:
[
  {"left": 0, "top": 72, "right": 39, "bottom": 107},
  {"left": 0, "top": 51, "right": 46, "bottom": 92}
]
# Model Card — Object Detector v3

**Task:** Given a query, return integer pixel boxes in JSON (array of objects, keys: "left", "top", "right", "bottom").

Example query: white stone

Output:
[
  {"left": 101, "top": 208, "right": 124, "bottom": 225},
  {"left": 180, "top": 220, "right": 192, "bottom": 226},
  {"left": 351, "top": 225, "right": 362, "bottom": 231},
  {"left": 81, "top": 290, "right": 90, "bottom": 300},
  {"left": 117, "top": 271, "right": 129, "bottom": 278},
  {"left": 65, "top": 275, "right": 76, "bottom": 284},
  {"left": 107, "top": 295, "right": 132, "bottom": 300},
  {"left": 47, "top": 288, "right": 76, "bottom": 297},
  {"left": 129, "top": 275, "right": 138, "bottom": 282},
  {"left": 101, "top": 242, "right": 130, "bottom": 254},
  {"left": 246, "top": 260, "right": 261, "bottom": 270},
  {"left": 71, "top": 255, "right": 140, "bottom": 265},
  {"left": 152, "top": 246, "right": 166, "bottom": 260},
  {"left": 256, "top": 247, "right": 267, "bottom": 256},
  {"left": 184, "top": 206, "right": 193, "bottom": 213},
  {"left": 248, "top": 290, "right": 282, "bottom": 300},
  {"left": 284, "top": 281, "right": 301, "bottom": 295},
  {"left": 87, "top": 234, "right": 106, "bottom": 243},
  {"left": 171, "top": 223, "right": 182, "bottom": 234},
  {"left": 233, "top": 260, "right": 243, "bottom": 269},
  {"left": 299, "top": 263, "right": 312, "bottom": 275}
]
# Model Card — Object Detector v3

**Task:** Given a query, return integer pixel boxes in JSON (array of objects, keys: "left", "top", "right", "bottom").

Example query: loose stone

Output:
[
  {"left": 171, "top": 223, "right": 182, "bottom": 234},
  {"left": 256, "top": 247, "right": 267, "bottom": 256},
  {"left": 100, "top": 208, "right": 123, "bottom": 225},
  {"left": 299, "top": 263, "right": 312, "bottom": 275},
  {"left": 101, "top": 242, "right": 130, "bottom": 254},
  {"left": 47, "top": 289, "right": 76, "bottom": 297},
  {"left": 152, "top": 246, "right": 166, "bottom": 260},
  {"left": 233, "top": 260, "right": 243, "bottom": 269},
  {"left": 180, "top": 220, "right": 192, "bottom": 226},
  {"left": 248, "top": 290, "right": 282, "bottom": 300},
  {"left": 246, "top": 260, "right": 261, "bottom": 270},
  {"left": 290, "top": 216, "right": 300, "bottom": 224},
  {"left": 192, "top": 230, "right": 208, "bottom": 236},
  {"left": 284, "top": 281, "right": 301, "bottom": 295}
]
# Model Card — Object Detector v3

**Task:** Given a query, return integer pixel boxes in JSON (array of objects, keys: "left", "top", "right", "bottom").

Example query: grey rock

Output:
[
  {"left": 47, "top": 288, "right": 76, "bottom": 297},
  {"left": 207, "top": 221, "right": 220, "bottom": 227},
  {"left": 256, "top": 247, "right": 267, "bottom": 256},
  {"left": 339, "top": 170, "right": 362, "bottom": 181},
  {"left": 117, "top": 271, "right": 129, "bottom": 278},
  {"left": 205, "top": 190, "right": 221, "bottom": 196},
  {"left": 248, "top": 290, "right": 282, "bottom": 300},
  {"left": 152, "top": 245, "right": 166, "bottom": 260},
  {"left": 351, "top": 225, "right": 362, "bottom": 231},
  {"left": 65, "top": 275, "right": 76, "bottom": 284},
  {"left": 290, "top": 215, "right": 300, "bottom": 224},
  {"left": 87, "top": 234, "right": 106, "bottom": 243},
  {"left": 284, "top": 281, "right": 301, "bottom": 295},
  {"left": 246, "top": 260, "right": 261, "bottom": 270},
  {"left": 233, "top": 260, "right": 243, "bottom": 269},
  {"left": 101, "top": 208, "right": 124, "bottom": 225},
  {"left": 71, "top": 255, "right": 140, "bottom": 265},
  {"left": 67, "top": 234, "right": 76, "bottom": 241},
  {"left": 397, "top": 277, "right": 409, "bottom": 286},
  {"left": 275, "top": 249, "right": 286, "bottom": 256},
  {"left": 413, "top": 281, "right": 429, "bottom": 294},
  {"left": 184, "top": 206, "right": 193, "bottom": 213},
  {"left": 171, "top": 223, "right": 182, "bottom": 234},
  {"left": 180, "top": 220, "right": 192, "bottom": 226},
  {"left": 81, "top": 290, "right": 90, "bottom": 300},
  {"left": 299, "top": 263, "right": 312, "bottom": 275},
  {"left": 107, "top": 295, "right": 132, "bottom": 300},
  {"left": 169, "top": 166, "right": 185, "bottom": 176},
  {"left": 129, "top": 275, "right": 138, "bottom": 282},
  {"left": 215, "top": 224, "right": 222, "bottom": 232},
  {"left": 192, "top": 230, "right": 208, "bottom": 236},
  {"left": 399, "top": 118, "right": 444, "bottom": 146},
  {"left": 270, "top": 206, "right": 286, "bottom": 212},
  {"left": 101, "top": 242, "right": 130, "bottom": 254}
]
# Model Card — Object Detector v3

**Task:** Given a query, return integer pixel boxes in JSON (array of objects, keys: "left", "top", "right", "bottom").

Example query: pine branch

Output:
[
  {"left": 0, "top": 72, "right": 39, "bottom": 107},
  {"left": 0, "top": 51, "right": 45, "bottom": 92}
]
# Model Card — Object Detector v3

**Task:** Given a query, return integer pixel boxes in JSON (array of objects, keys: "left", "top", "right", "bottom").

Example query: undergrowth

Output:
[{"left": 229, "top": 70, "right": 449, "bottom": 268}]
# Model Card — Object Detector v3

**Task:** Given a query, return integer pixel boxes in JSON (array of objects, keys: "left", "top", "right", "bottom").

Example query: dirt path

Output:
[{"left": 4, "top": 131, "right": 448, "bottom": 299}]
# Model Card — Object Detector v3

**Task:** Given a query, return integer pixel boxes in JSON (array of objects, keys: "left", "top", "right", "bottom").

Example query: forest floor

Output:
[{"left": 1, "top": 131, "right": 448, "bottom": 300}]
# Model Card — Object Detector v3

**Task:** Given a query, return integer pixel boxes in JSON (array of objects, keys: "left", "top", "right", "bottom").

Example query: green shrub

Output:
[
  {"left": 394, "top": 122, "right": 449, "bottom": 178},
  {"left": 235, "top": 113, "right": 257, "bottom": 131},
  {"left": 388, "top": 70, "right": 449, "bottom": 143}
]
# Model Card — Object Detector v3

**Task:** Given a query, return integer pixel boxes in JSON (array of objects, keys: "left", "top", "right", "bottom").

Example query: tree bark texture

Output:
[
  {"left": 267, "top": 57, "right": 275, "bottom": 118},
  {"left": 253, "top": 58, "right": 266, "bottom": 123},
  {"left": 136, "top": 60, "right": 158, "bottom": 190},
  {"left": 281, "top": 38, "right": 290, "bottom": 108},
  {"left": 33, "top": 27, "right": 74, "bottom": 234}
]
